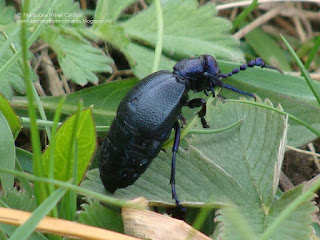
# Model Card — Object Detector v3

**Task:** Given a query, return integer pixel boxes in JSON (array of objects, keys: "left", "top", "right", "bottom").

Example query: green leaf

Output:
[
  {"left": 0, "top": 18, "right": 43, "bottom": 100},
  {"left": 122, "top": 0, "right": 243, "bottom": 61},
  {"left": 41, "top": 26, "right": 113, "bottom": 85},
  {"left": 0, "top": 188, "right": 37, "bottom": 211},
  {"left": 216, "top": 184, "right": 316, "bottom": 240},
  {"left": 0, "top": 0, "right": 15, "bottom": 25},
  {"left": 42, "top": 108, "right": 96, "bottom": 184},
  {"left": 81, "top": 99, "right": 287, "bottom": 206},
  {"left": 125, "top": 42, "right": 177, "bottom": 78},
  {"left": 91, "top": 20, "right": 129, "bottom": 54},
  {"left": 78, "top": 199, "right": 124, "bottom": 233},
  {"left": 0, "top": 28, "right": 26, "bottom": 100},
  {"left": 245, "top": 27, "right": 291, "bottom": 71},
  {"left": 93, "top": 0, "right": 136, "bottom": 23},
  {"left": 0, "top": 111, "right": 15, "bottom": 195},
  {"left": 0, "top": 93, "right": 20, "bottom": 139}
]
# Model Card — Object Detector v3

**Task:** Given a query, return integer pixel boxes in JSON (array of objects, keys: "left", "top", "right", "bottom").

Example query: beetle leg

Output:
[
  {"left": 170, "top": 121, "right": 184, "bottom": 209},
  {"left": 186, "top": 98, "right": 210, "bottom": 128}
]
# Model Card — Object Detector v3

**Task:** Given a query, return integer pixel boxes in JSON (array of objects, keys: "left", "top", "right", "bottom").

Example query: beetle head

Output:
[
  {"left": 173, "top": 55, "right": 223, "bottom": 93},
  {"left": 173, "top": 55, "right": 256, "bottom": 98}
]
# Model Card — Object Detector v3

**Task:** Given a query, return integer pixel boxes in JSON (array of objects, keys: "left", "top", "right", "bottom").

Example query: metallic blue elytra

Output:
[{"left": 99, "top": 55, "right": 281, "bottom": 208}]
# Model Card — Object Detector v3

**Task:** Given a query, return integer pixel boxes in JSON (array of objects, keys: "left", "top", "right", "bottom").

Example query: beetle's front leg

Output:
[{"left": 186, "top": 98, "right": 210, "bottom": 128}]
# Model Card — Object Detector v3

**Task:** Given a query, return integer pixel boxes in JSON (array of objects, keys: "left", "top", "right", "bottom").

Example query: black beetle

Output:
[{"left": 99, "top": 55, "right": 281, "bottom": 208}]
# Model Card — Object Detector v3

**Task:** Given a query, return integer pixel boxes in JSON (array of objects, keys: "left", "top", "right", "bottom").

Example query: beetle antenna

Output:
[
  {"left": 220, "top": 58, "right": 283, "bottom": 79},
  {"left": 222, "top": 84, "right": 256, "bottom": 99}
]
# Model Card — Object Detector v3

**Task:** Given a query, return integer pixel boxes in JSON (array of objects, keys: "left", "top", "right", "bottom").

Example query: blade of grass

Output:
[
  {"left": 231, "top": 0, "right": 258, "bottom": 33},
  {"left": 9, "top": 186, "right": 68, "bottom": 240},
  {"left": 0, "top": 168, "right": 144, "bottom": 209},
  {"left": 152, "top": 0, "right": 163, "bottom": 72},
  {"left": 304, "top": 34, "right": 320, "bottom": 70},
  {"left": 281, "top": 35, "right": 320, "bottom": 107},
  {"left": 20, "top": 0, "right": 47, "bottom": 204}
]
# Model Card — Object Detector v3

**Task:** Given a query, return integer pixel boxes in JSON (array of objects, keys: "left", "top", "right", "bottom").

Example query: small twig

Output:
[
  {"left": 106, "top": 70, "right": 133, "bottom": 82},
  {"left": 33, "top": 82, "right": 46, "bottom": 97},
  {"left": 286, "top": 145, "right": 320, "bottom": 158},
  {"left": 289, "top": 72, "right": 320, "bottom": 81},
  {"left": 31, "top": 43, "right": 49, "bottom": 53},
  {"left": 41, "top": 49, "right": 66, "bottom": 96},
  {"left": 292, "top": 16, "right": 306, "bottom": 42},
  {"left": 33, "top": 49, "right": 45, "bottom": 73},
  {"left": 230, "top": 8, "right": 238, "bottom": 21},
  {"left": 0, "top": 208, "right": 140, "bottom": 240},
  {"left": 217, "top": 0, "right": 320, "bottom": 11},
  {"left": 60, "top": 73, "right": 71, "bottom": 94},
  {"left": 139, "top": 0, "right": 148, "bottom": 9},
  {"left": 233, "top": 6, "right": 285, "bottom": 39},
  {"left": 272, "top": 17, "right": 297, "bottom": 35},
  {"left": 307, "top": 143, "right": 320, "bottom": 171},
  {"left": 279, "top": 171, "right": 295, "bottom": 191}
]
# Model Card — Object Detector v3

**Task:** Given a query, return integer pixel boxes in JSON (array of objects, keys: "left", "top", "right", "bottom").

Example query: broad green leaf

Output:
[
  {"left": 41, "top": 26, "right": 113, "bottom": 85},
  {"left": 93, "top": 0, "right": 136, "bottom": 23},
  {"left": 0, "top": 111, "right": 15, "bottom": 195},
  {"left": 0, "top": 189, "right": 47, "bottom": 240},
  {"left": 42, "top": 108, "right": 96, "bottom": 184},
  {"left": 0, "top": 27, "right": 26, "bottom": 100},
  {"left": 91, "top": 20, "right": 129, "bottom": 54},
  {"left": 28, "top": 0, "right": 83, "bottom": 26},
  {"left": 92, "top": 0, "right": 244, "bottom": 77},
  {"left": 122, "top": 0, "right": 243, "bottom": 62},
  {"left": 125, "top": 42, "right": 177, "bottom": 78},
  {"left": 216, "top": 184, "right": 316, "bottom": 240},
  {"left": 0, "top": 0, "right": 15, "bottom": 25},
  {"left": 0, "top": 93, "right": 20, "bottom": 139},
  {"left": 81, "top": 99, "right": 287, "bottom": 206},
  {"left": 78, "top": 199, "right": 124, "bottom": 233},
  {"left": 245, "top": 27, "right": 291, "bottom": 71}
]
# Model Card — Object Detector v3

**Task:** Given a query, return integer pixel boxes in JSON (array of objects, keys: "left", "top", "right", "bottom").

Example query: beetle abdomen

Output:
[{"left": 99, "top": 116, "right": 171, "bottom": 193}]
